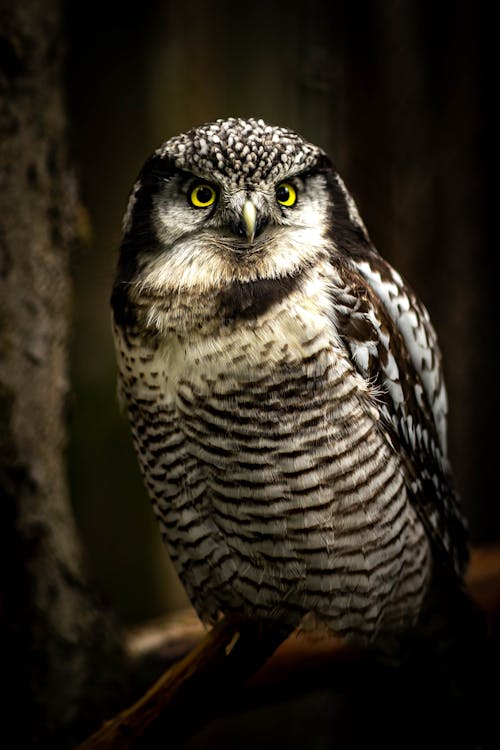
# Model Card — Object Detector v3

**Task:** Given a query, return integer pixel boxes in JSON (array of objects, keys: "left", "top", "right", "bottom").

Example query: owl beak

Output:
[{"left": 242, "top": 200, "right": 257, "bottom": 243}]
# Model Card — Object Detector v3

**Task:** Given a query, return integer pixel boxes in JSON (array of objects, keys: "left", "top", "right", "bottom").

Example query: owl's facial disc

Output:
[
  {"left": 124, "top": 116, "right": 341, "bottom": 295},
  {"left": 140, "top": 168, "right": 332, "bottom": 295}
]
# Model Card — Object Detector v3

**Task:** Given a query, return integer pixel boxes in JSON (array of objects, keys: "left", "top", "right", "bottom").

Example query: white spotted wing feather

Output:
[{"left": 334, "top": 254, "right": 468, "bottom": 578}]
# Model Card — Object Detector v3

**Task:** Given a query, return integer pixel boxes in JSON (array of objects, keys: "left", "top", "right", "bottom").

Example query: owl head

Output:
[{"left": 112, "top": 117, "right": 371, "bottom": 327}]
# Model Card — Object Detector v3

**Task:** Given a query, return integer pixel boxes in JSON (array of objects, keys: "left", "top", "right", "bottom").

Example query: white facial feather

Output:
[{"left": 138, "top": 175, "right": 331, "bottom": 294}]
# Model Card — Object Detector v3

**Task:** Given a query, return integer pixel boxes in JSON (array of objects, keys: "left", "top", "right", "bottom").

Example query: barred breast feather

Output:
[{"left": 113, "top": 259, "right": 437, "bottom": 643}]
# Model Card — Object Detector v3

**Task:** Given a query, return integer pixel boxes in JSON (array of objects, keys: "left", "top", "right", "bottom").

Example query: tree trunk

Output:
[{"left": 0, "top": 1, "right": 127, "bottom": 745}]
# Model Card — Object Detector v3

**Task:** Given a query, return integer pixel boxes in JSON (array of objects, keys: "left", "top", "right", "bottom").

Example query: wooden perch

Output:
[
  {"left": 78, "top": 544, "right": 500, "bottom": 749},
  {"left": 77, "top": 617, "right": 288, "bottom": 749}
]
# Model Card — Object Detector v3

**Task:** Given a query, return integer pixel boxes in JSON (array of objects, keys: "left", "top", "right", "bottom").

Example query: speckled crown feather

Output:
[{"left": 156, "top": 117, "right": 324, "bottom": 187}]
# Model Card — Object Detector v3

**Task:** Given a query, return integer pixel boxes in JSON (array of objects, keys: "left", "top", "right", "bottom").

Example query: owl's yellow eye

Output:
[
  {"left": 276, "top": 182, "right": 297, "bottom": 207},
  {"left": 189, "top": 183, "right": 217, "bottom": 208}
]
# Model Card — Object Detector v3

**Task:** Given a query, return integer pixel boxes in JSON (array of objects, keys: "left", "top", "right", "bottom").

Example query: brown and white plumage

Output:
[{"left": 111, "top": 118, "right": 468, "bottom": 646}]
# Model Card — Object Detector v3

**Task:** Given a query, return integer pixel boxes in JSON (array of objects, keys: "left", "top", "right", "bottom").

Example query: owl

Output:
[{"left": 111, "top": 117, "right": 469, "bottom": 647}]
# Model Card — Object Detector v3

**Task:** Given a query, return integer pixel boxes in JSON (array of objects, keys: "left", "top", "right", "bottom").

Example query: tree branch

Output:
[
  {"left": 77, "top": 543, "right": 500, "bottom": 749},
  {"left": 77, "top": 617, "right": 289, "bottom": 749}
]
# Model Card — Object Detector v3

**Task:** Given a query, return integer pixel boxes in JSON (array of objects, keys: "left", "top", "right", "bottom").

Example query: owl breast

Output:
[{"left": 116, "top": 280, "right": 432, "bottom": 644}]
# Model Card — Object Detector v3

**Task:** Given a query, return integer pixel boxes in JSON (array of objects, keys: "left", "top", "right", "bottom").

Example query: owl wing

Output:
[{"left": 332, "top": 253, "right": 469, "bottom": 580}]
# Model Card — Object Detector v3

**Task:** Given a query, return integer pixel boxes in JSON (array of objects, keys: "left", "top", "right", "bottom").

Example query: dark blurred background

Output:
[{"left": 64, "top": 0, "right": 496, "bottom": 628}]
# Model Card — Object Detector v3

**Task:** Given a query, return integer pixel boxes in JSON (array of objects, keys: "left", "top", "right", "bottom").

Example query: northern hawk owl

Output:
[{"left": 111, "top": 118, "right": 468, "bottom": 646}]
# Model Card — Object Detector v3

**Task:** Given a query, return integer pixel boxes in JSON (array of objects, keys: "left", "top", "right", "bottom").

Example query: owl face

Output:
[
  {"left": 114, "top": 118, "right": 372, "bottom": 333},
  {"left": 119, "top": 119, "right": 344, "bottom": 297},
  {"left": 144, "top": 168, "right": 333, "bottom": 292},
  {"left": 148, "top": 117, "right": 325, "bottom": 251}
]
